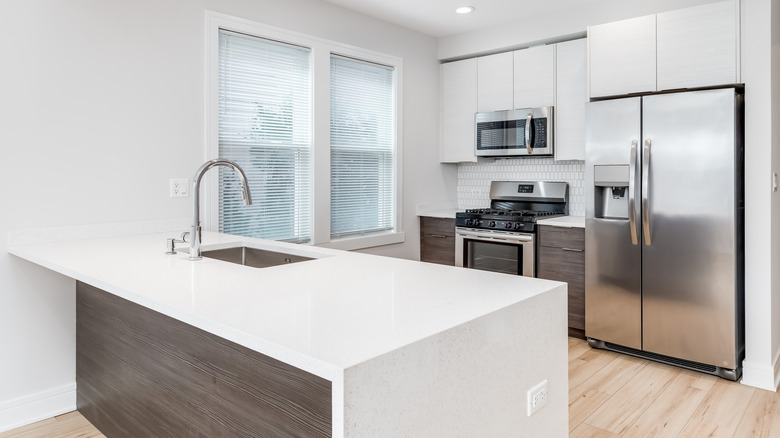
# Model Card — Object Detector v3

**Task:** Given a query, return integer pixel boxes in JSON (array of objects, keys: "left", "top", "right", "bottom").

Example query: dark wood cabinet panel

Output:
[
  {"left": 538, "top": 246, "right": 585, "bottom": 331},
  {"left": 537, "top": 225, "right": 585, "bottom": 335},
  {"left": 76, "top": 281, "right": 332, "bottom": 438},
  {"left": 420, "top": 216, "right": 456, "bottom": 266},
  {"left": 538, "top": 225, "right": 585, "bottom": 250}
]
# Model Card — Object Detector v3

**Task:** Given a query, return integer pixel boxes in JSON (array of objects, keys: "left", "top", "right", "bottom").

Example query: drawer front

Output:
[
  {"left": 420, "top": 217, "right": 455, "bottom": 266},
  {"left": 538, "top": 225, "right": 584, "bottom": 250},
  {"left": 420, "top": 217, "right": 455, "bottom": 237},
  {"left": 420, "top": 233, "right": 455, "bottom": 266},
  {"left": 538, "top": 245, "right": 584, "bottom": 278},
  {"left": 537, "top": 245, "right": 585, "bottom": 331}
]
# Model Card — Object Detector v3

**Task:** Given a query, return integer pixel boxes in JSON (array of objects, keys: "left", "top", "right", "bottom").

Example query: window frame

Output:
[{"left": 204, "top": 11, "right": 404, "bottom": 250}]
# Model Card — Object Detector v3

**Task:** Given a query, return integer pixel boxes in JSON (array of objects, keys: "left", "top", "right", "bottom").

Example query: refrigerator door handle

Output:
[
  {"left": 525, "top": 113, "right": 534, "bottom": 155},
  {"left": 628, "top": 140, "right": 639, "bottom": 245},
  {"left": 642, "top": 138, "right": 652, "bottom": 246}
]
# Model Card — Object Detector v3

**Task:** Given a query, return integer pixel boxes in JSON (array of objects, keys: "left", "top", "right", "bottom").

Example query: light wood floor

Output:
[
  {"left": 0, "top": 410, "right": 104, "bottom": 438},
  {"left": 3, "top": 338, "right": 779, "bottom": 437}
]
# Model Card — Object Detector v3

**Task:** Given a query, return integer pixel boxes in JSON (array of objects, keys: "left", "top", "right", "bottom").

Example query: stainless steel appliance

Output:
[
  {"left": 455, "top": 181, "right": 568, "bottom": 276},
  {"left": 585, "top": 87, "right": 744, "bottom": 380},
  {"left": 475, "top": 107, "right": 554, "bottom": 157}
]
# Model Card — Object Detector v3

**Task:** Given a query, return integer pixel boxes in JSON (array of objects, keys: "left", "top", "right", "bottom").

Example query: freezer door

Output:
[
  {"left": 585, "top": 97, "right": 643, "bottom": 349},
  {"left": 641, "top": 89, "right": 739, "bottom": 369}
]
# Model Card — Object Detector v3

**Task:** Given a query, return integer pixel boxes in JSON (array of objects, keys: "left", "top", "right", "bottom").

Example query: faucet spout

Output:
[{"left": 189, "top": 159, "right": 252, "bottom": 260}]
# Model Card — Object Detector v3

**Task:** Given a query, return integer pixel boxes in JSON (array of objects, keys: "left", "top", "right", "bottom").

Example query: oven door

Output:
[{"left": 455, "top": 228, "right": 535, "bottom": 277}]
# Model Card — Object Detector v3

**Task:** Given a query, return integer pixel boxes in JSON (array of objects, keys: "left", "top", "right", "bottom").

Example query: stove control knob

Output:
[
  {"left": 465, "top": 219, "right": 473, "bottom": 226},
  {"left": 514, "top": 223, "right": 523, "bottom": 230},
  {"left": 504, "top": 222, "right": 512, "bottom": 229},
  {"left": 489, "top": 221, "right": 497, "bottom": 228}
]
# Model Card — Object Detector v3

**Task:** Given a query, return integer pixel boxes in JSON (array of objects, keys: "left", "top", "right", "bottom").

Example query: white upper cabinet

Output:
[
  {"left": 439, "top": 41, "right": 588, "bottom": 162},
  {"left": 588, "top": 14, "right": 657, "bottom": 98},
  {"left": 555, "top": 39, "right": 587, "bottom": 161},
  {"left": 589, "top": 0, "right": 739, "bottom": 98},
  {"left": 440, "top": 58, "right": 478, "bottom": 163},
  {"left": 477, "top": 52, "right": 514, "bottom": 112},
  {"left": 513, "top": 45, "right": 555, "bottom": 109},
  {"left": 657, "top": 0, "right": 739, "bottom": 90}
]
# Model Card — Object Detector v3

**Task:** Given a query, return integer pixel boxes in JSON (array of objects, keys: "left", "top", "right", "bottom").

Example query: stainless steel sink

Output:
[{"left": 202, "top": 246, "right": 315, "bottom": 268}]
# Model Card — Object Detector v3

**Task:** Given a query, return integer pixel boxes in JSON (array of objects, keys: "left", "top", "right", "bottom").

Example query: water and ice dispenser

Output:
[{"left": 594, "top": 165, "right": 630, "bottom": 219}]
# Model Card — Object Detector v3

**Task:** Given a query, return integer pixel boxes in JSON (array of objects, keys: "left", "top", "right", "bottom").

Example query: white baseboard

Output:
[
  {"left": 0, "top": 383, "right": 77, "bottom": 433},
  {"left": 740, "top": 358, "right": 779, "bottom": 391}
]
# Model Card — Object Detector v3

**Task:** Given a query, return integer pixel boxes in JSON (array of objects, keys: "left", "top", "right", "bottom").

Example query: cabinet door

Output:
[
  {"left": 588, "top": 14, "right": 656, "bottom": 98},
  {"left": 477, "top": 52, "right": 514, "bottom": 112},
  {"left": 420, "top": 217, "right": 456, "bottom": 266},
  {"left": 657, "top": 0, "right": 738, "bottom": 90},
  {"left": 538, "top": 225, "right": 585, "bottom": 332},
  {"left": 538, "top": 246, "right": 585, "bottom": 331},
  {"left": 513, "top": 45, "right": 554, "bottom": 109},
  {"left": 440, "top": 59, "right": 478, "bottom": 163},
  {"left": 555, "top": 39, "right": 587, "bottom": 161}
]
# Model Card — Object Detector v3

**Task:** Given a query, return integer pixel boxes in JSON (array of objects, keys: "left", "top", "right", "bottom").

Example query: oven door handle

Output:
[{"left": 456, "top": 229, "right": 534, "bottom": 244}]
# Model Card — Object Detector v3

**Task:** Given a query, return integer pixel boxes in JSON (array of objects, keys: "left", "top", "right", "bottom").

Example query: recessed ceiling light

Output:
[{"left": 455, "top": 6, "right": 475, "bottom": 14}]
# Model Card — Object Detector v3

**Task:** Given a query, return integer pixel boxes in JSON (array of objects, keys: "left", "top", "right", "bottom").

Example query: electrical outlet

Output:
[
  {"left": 170, "top": 178, "right": 189, "bottom": 198},
  {"left": 527, "top": 379, "right": 548, "bottom": 416}
]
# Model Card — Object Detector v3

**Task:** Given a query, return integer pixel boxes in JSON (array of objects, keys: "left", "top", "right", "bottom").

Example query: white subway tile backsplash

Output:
[{"left": 457, "top": 158, "right": 586, "bottom": 216}]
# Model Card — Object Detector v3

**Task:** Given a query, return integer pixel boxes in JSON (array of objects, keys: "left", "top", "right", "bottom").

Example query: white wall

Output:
[
  {"left": 771, "top": 0, "right": 780, "bottom": 391},
  {"left": 0, "top": 0, "right": 447, "bottom": 430},
  {"left": 740, "top": 0, "right": 776, "bottom": 390}
]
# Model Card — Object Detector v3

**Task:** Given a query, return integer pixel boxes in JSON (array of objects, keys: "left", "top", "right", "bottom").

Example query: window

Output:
[
  {"left": 329, "top": 55, "right": 396, "bottom": 238},
  {"left": 217, "top": 30, "right": 311, "bottom": 243},
  {"left": 207, "top": 12, "right": 403, "bottom": 250}
]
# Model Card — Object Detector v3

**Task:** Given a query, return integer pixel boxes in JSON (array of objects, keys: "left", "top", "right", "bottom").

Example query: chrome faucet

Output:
[{"left": 188, "top": 159, "right": 252, "bottom": 260}]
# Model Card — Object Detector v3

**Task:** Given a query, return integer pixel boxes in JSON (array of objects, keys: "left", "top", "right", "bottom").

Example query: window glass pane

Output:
[
  {"left": 330, "top": 55, "right": 395, "bottom": 238},
  {"left": 218, "top": 30, "right": 311, "bottom": 243}
]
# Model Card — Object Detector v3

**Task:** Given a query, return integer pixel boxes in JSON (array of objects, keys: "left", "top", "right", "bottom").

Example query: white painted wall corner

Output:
[{"left": 0, "top": 383, "right": 76, "bottom": 433}]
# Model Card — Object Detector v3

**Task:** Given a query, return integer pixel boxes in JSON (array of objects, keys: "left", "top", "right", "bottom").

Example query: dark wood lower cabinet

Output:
[
  {"left": 76, "top": 281, "right": 332, "bottom": 438},
  {"left": 419, "top": 216, "right": 456, "bottom": 266},
  {"left": 537, "top": 225, "right": 586, "bottom": 338}
]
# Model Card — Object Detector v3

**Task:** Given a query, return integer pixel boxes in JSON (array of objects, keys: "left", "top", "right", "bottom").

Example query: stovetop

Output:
[
  {"left": 463, "top": 208, "right": 562, "bottom": 218},
  {"left": 455, "top": 209, "right": 564, "bottom": 232}
]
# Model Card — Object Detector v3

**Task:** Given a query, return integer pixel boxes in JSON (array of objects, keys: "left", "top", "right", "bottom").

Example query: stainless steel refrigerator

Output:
[{"left": 584, "top": 87, "right": 744, "bottom": 380}]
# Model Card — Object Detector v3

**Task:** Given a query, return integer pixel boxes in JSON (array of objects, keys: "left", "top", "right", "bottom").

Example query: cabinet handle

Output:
[
  {"left": 430, "top": 234, "right": 449, "bottom": 238},
  {"left": 562, "top": 247, "right": 583, "bottom": 252}
]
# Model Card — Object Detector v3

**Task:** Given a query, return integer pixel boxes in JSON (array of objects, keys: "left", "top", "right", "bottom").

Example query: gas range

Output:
[
  {"left": 454, "top": 181, "right": 569, "bottom": 277},
  {"left": 455, "top": 181, "right": 569, "bottom": 233}
]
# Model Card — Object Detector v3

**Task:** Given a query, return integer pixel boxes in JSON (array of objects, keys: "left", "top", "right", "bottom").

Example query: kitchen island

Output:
[{"left": 9, "top": 231, "right": 568, "bottom": 437}]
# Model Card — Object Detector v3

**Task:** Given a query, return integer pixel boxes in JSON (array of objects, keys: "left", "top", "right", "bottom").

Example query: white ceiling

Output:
[{"left": 320, "top": 0, "right": 606, "bottom": 38}]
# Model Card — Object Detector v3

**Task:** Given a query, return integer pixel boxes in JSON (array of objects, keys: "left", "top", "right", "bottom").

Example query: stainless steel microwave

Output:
[{"left": 475, "top": 106, "right": 554, "bottom": 157}]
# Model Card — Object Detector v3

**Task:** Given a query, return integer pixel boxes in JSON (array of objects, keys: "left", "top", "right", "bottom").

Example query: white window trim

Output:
[{"left": 204, "top": 11, "right": 404, "bottom": 250}]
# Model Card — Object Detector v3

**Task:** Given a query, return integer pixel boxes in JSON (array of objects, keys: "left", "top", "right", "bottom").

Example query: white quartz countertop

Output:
[
  {"left": 417, "top": 209, "right": 458, "bottom": 219},
  {"left": 538, "top": 215, "right": 585, "bottom": 228},
  {"left": 8, "top": 231, "right": 563, "bottom": 381}
]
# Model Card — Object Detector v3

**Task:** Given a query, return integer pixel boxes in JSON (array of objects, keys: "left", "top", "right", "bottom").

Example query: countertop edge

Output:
[{"left": 537, "top": 216, "right": 585, "bottom": 228}]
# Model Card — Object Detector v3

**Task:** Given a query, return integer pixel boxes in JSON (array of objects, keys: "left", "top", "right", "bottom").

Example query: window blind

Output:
[
  {"left": 329, "top": 55, "right": 396, "bottom": 238},
  {"left": 218, "top": 30, "right": 312, "bottom": 243}
]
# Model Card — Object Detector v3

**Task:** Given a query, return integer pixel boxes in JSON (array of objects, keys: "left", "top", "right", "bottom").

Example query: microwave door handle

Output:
[
  {"left": 525, "top": 113, "right": 533, "bottom": 155},
  {"left": 628, "top": 140, "right": 639, "bottom": 245}
]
